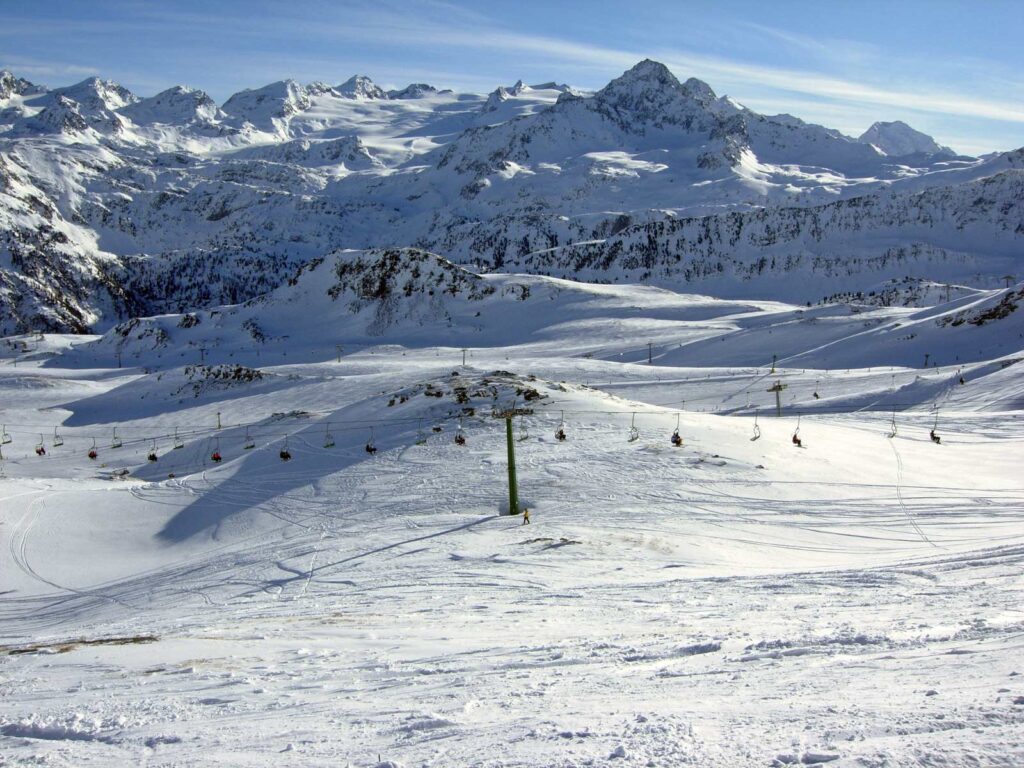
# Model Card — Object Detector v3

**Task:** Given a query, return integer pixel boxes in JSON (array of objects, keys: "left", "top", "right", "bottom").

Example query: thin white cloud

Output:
[
  {"left": 0, "top": 58, "right": 98, "bottom": 81},
  {"left": 230, "top": 11, "right": 1024, "bottom": 125}
]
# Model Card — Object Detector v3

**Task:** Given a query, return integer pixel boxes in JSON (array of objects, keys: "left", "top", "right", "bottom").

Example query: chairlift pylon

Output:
[{"left": 628, "top": 412, "right": 639, "bottom": 443}]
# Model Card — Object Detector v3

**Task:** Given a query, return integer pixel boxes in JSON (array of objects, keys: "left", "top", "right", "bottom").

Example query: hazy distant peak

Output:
[
  {"left": 121, "top": 85, "right": 222, "bottom": 125},
  {"left": 222, "top": 79, "right": 311, "bottom": 127},
  {"left": 337, "top": 74, "right": 387, "bottom": 100},
  {"left": 387, "top": 83, "right": 437, "bottom": 99},
  {"left": 859, "top": 120, "right": 954, "bottom": 157}
]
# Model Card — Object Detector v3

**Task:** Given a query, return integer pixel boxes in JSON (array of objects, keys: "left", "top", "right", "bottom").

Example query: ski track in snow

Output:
[{"left": 1, "top": 316, "right": 1023, "bottom": 767}]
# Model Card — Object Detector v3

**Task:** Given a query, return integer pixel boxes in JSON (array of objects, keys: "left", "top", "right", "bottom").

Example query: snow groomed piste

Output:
[{"left": 2, "top": 276, "right": 1023, "bottom": 765}]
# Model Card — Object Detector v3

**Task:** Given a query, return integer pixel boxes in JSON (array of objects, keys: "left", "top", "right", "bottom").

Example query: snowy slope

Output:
[
  {"left": 2, "top": 313, "right": 1023, "bottom": 765},
  {"left": 51, "top": 249, "right": 1024, "bottom": 394}
]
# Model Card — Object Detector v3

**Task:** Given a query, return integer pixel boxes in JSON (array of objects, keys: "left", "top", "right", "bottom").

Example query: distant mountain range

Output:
[{"left": 0, "top": 60, "right": 1020, "bottom": 334}]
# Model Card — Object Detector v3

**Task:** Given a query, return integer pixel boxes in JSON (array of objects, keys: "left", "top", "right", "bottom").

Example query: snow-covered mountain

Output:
[
  {"left": 336, "top": 74, "right": 388, "bottom": 100},
  {"left": 120, "top": 85, "right": 224, "bottom": 126},
  {"left": 0, "top": 60, "right": 1020, "bottom": 334},
  {"left": 859, "top": 120, "right": 955, "bottom": 157}
]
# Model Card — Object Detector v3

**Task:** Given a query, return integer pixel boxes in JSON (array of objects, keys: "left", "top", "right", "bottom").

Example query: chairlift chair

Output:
[
  {"left": 243, "top": 427, "right": 255, "bottom": 450},
  {"left": 88, "top": 437, "right": 98, "bottom": 460},
  {"left": 517, "top": 417, "right": 529, "bottom": 442},
  {"left": 280, "top": 435, "right": 292, "bottom": 461},
  {"left": 670, "top": 414, "right": 683, "bottom": 447},
  {"left": 454, "top": 419, "right": 466, "bottom": 446},
  {"left": 627, "top": 412, "right": 640, "bottom": 443},
  {"left": 887, "top": 411, "right": 898, "bottom": 439},
  {"left": 173, "top": 428, "right": 184, "bottom": 450},
  {"left": 365, "top": 428, "right": 377, "bottom": 455},
  {"left": 211, "top": 437, "right": 222, "bottom": 463},
  {"left": 553, "top": 411, "right": 567, "bottom": 442},
  {"left": 147, "top": 439, "right": 158, "bottom": 462},
  {"left": 323, "top": 421, "right": 335, "bottom": 449},
  {"left": 111, "top": 427, "right": 122, "bottom": 449},
  {"left": 35, "top": 435, "right": 46, "bottom": 456},
  {"left": 1, "top": 425, "right": 11, "bottom": 445},
  {"left": 415, "top": 420, "right": 428, "bottom": 446},
  {"left": 751, "top": 411, "right": 761, "bottom": 441},
  {"left": 930, "top": 412, "right": 942, "bottom": 444},
  {"left": 792, "top": 415, "right": 802, "bottom": 448},
  {"left": 52, "top": 427, "right": 64, "bottom": 448}
]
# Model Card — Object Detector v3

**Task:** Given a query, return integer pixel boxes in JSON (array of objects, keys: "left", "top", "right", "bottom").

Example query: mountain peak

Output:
[
  {"left": 0, "top": 70, "right": 40, "bottom": 100},
  {"left": 859, "top": 120, "right": 954, "bottom": 157},
  {"left": 387, "top": 83, "right": 437, "bottom": 99},
  {"left": 481, "top": 86, "right": 511, "bottom": 113},
  {"left": 222, "top": 80, "right": 311, "bottom": 127},
  {"left": 337, "top": 74, "right": 387, "bottom": 100},
  {"left": 120, "top": 85, "right": 222, "bottom": 125},
  {"left": 621, "top": 59, "right": 677, "bottom": 83},
  {"left": 54, "top": 76, "right": 138, "bottom": 110},
  {"left": 596, "top": 60, "right": 685, "bottom": 109}
]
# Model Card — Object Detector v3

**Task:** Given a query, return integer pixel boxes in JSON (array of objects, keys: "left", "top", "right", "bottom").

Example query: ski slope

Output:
[{"left": 1, "top": 279, "right": 1023, "bottom": 766}]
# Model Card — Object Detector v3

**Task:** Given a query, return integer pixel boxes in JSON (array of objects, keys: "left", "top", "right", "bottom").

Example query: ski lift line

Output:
[{"left": 0, "top": 402, "right": 988, "bottom": 446}]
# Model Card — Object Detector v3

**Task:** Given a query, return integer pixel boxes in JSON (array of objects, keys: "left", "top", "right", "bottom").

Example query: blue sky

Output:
[{"left": 2, "top": 0, "right": 1022, "bottom": 154}]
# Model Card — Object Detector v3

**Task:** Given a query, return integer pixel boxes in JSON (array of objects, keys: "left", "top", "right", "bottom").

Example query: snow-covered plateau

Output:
[{"left": 1, "top": 60, "right": 1023, "bottom": 767}]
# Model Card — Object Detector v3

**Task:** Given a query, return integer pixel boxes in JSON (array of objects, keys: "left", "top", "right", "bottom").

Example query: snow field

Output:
[{"left": 1, "top": 318, "right": 1023, "bottom": 765}]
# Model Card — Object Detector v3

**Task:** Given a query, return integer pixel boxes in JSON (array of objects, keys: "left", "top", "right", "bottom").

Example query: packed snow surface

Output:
[{"left": 1, "top": 272, "right": 1023, "bottom": 766}]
